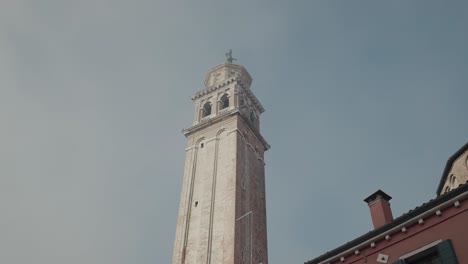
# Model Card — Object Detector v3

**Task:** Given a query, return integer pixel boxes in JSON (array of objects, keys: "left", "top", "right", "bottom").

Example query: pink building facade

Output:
[{"left": 305, "top": 143, "right": 468, "bottom": 264}]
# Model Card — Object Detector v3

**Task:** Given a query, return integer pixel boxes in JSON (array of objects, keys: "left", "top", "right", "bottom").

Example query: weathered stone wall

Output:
[
  {"left": 234, "top": 117, "right": 268, "bottom": 264},
  {"left": 172, "top": 113, "right": 268, "bottom": 264},
  {"left": 173, "top": 115, "right": 238, "bottom": 264}
]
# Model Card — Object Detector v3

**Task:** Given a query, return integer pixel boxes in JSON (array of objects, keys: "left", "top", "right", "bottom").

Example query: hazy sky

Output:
[{"left": 1, "top": 1, "right": 468, "bottom": 264}]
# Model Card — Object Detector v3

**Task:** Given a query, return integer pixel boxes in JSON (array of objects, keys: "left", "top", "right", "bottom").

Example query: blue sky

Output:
[{"left": 1, "top": 1, "right": 467, "bottom": 263}]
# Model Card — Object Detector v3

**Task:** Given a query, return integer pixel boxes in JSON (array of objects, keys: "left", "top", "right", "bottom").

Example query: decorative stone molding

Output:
[
  {"left": 192, "top": 63, "right": 265, "bottom": 115},
  {"left": 218, "top": 108, "right": 230, "bottom": 115},
  {"left": 204, "top": 63, "right": 252, "bottom": 88},
  {"left": 240, "top": 81, "right": 265, "bottom": 113}
]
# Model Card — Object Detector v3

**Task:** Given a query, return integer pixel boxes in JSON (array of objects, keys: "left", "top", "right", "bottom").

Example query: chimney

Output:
[{"left": 364, "top": 190, "right": 394, "bottom": 229}]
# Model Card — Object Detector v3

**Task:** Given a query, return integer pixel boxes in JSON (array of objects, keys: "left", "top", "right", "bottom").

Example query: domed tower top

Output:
[
  {"left": 204, "top": 62, "right": 253, "bottom": 89},
  {"left": 187, "top": 52, "right": 266, "bottom": 143}
]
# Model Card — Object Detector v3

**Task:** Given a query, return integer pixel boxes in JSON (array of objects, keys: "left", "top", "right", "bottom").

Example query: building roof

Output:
[
  {"left": 436, "top": 142, "right": 468, "bottom": 196},
  {"left": 305, "top": 182, "right": 468, "bottom": 264}
]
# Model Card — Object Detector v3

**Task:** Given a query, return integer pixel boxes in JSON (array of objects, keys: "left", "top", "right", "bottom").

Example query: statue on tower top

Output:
[{"left": 225, "top": 49, "right": 236, "bottom": 63}]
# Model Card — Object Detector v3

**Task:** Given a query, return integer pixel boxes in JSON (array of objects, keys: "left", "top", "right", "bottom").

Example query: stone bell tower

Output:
[{"left": 171, "top": 54, "right": 270, "bottom": 264}]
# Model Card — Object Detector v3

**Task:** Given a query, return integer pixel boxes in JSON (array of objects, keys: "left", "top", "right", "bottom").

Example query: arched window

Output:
[
  {"left": 201, "top": 102, "right": 212, "bottom": 118},
  {"left": 220, "top": 94, "right": 229, "bottom": 110},
  {"left": 445, "top": 186, "right": 451, "bottom": 193},
  {"left": 449, "top": 174, "right": 458, "bottom": 188},
  {"left": 250, "top": 111, "right": 256, "bottom": 123}
]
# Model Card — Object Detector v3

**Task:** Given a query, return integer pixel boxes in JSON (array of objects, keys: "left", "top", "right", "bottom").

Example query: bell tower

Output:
[{"left": 172, "top": 55, "right": 270, "bottom": 264}]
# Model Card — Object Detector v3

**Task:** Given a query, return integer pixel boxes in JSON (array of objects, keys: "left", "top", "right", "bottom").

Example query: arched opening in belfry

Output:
[
  {"left": 201, "top": 102, "right": 212, "bottom": 118},
  {"left": 250, "top": 111, "right": 256, "bottom": 123},
  {"left": 220, "top": 94, "right": 229, "bottom": 110}
]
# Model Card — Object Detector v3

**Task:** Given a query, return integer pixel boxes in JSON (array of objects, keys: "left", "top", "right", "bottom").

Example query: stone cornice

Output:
[
  {"left": 182, "top": 109, "right": 270, "bottom": 151},
  {"left": 191, "top": 77, "right": 237, "bottom": 100},
  {"left": 237, "top": 110, "right": 270, "bottom": 150},
  {"left": 240, "top": 82, "right": 265, "bottom": 113},
  {"left": 182, "top": 109, "right": 237, "bottom": 137},
  {"left": 191, "top": 78, "right": 265, "bottom": 114}
]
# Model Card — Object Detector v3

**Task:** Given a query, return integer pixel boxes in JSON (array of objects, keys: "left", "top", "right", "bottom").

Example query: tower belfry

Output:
[{"left": 172, "top": 55, "right": 270, "bottom": 264}]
